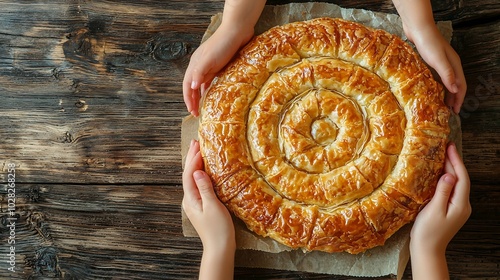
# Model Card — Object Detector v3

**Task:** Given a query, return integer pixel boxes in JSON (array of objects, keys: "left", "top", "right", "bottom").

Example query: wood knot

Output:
[
  {"left": 63, "top": 28, "right": 95, "bottom": 61},
  {"left": 61, "top": 131, "right": 73, "bottom": 143},
  {"left": 148, "top": 38, "right": 188, "bottom": 61},
  {"left": 86, "top": 19, "right": 107, "bottom": 35},
  {"left": 84, "top": 158, "right": 105, "bottom": 168},
  {"left": 75, "top": 100, "right": 88, "bottom": 112},
  {"left": 27, "top": 247, "right": 61, "bottom": 277},
  {"left": 28, "top": 186, "right": 41, "bottom": 202},
  {"left": 27, "top": 211, "right": 51, "bottom": 240}
]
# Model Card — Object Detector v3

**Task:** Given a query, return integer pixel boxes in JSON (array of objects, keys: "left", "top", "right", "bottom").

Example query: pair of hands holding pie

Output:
[
  {"left": 183, "top": 0, "right": 466, "bottom": 116},
  {"left": 182, "top": 1, "right": 470, "bottom": 279},
  {"left": 183, "top": 140, "right": 471, "bottom": 280}
]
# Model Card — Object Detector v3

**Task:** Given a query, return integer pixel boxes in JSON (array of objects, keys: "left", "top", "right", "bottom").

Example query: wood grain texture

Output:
[
  {"left": 0, "top": 0, "right": 499, "bottom": 279},
  {"left": 0, "top": 0, "right": 218, "bottom": 184},
  {"left": 454, "top": 21, "right": 500, "bottom": 185},
  {"left": 0, "top": 182, "right": 497, "bottom": 279}
]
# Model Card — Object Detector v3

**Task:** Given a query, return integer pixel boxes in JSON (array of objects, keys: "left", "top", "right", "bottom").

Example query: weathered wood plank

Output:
[
  {"left": 268, "top": 0, "right": 500, "bottom": 23},
  {"left": 1, "top": 1, "right": 499, "bottom": 185},
  {"left": 453, "top": 20, "right": 500, "bottom": 185},
  {"left": 0, "top": 101, "right": 185, "bottom": 184},
  {"left": 0, "top": 0, "right": 499, "bottom": 279},
  {"left": 0, "top": 183, "right": 498, "bottom": 279},
  {"left": 0, "top": 0, "right": 213, "bottom": 184}
]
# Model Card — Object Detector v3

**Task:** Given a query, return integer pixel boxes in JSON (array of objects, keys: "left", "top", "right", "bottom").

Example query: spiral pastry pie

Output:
[{"left": 198, "top": 17, "right": 450, "bottom": 254}]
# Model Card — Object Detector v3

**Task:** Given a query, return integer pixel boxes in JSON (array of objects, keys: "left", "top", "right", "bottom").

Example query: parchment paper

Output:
[{"left": 181, "top": 2, "right": 460, "bottom": 278}]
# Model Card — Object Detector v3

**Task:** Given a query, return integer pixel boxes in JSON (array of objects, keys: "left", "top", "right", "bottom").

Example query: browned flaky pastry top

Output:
[{"left": 198, "top": 17, "right": 450, "bottom": 254}]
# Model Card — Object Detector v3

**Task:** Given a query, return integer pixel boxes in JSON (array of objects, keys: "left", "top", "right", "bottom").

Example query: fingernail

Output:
[
  {"left": 190, "top": 139, "right": 195, "bottom": 148},
  {"left": 193, "top": 170, "right": 204, "bottom": 181},
  {"left": 451, "top": 83, "right": 458, "bottom": 93},
  {"left": 191, "top": 81, "right": 198, "bottom": 90}
]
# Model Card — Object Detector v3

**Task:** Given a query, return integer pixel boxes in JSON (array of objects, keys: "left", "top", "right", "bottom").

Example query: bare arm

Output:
[
  {"left": 410, "top": 143, "right": 471, "bottom": 280},
  {"left": 221, "top": 0, "right": 267, "bottom": 34},
  {"left": 182, "top": 140, "right": 236, "bottom": 280},
  {"left": 392, "top": 0, "right": 466, "bottom": 114},
  {"left": 183, "top": 0, "right": 266, "bottom": 116}
]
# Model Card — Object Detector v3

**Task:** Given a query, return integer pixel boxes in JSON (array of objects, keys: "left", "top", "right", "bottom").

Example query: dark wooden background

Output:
[{"left": 0, "top": 0, "right": 498, "bottom": 279}]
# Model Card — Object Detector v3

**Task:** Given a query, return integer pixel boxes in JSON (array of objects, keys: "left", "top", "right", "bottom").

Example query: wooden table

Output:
[{"left": 0, "top": 0, "right": 498, "bottom": 279}]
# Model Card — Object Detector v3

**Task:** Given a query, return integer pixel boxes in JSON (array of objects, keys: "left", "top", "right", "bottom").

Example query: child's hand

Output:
[
  {"left": 182, "top": 140, "right": 235, "bottom": 253},
  {"left": 393, "top": 0, "right": 466, "bottom": 114},
  {"left": 182, "top": 24, "right": 253, "bottom": 117},
  {"left": 406, "top": 25, "right": 467, "bottom": 114},
  {"left": 410, "top": 143, "right": 471, "bottom": 254},
  {"left": 183, "top": 0, "right": 266, "bottom": 117}
]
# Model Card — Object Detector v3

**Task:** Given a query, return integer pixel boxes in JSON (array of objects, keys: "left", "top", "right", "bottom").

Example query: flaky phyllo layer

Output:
[{"left": 199, "top": 17, "right": 450, "bottom": 254}]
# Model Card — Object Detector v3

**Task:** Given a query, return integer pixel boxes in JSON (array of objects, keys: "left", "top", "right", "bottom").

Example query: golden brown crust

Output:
[{"left": 198, "top": 17, "right": 450, "bottom": 254}]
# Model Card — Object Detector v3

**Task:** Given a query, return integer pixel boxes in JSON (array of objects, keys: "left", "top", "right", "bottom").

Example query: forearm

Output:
[
  {"left": 392, "top": 0, "right": 438, "bottom": 42},
  {"left": 221, "top": 0, "right": 267, "bottom": 36},
  {"left": 199, "top": 244, "right": 235, "bottom": 280},
  {"left": 392, "top": 0, "right": 435, "bottom": 26},
  {"left": 410, "top": 244, "right": 449, "bottom": 280}
]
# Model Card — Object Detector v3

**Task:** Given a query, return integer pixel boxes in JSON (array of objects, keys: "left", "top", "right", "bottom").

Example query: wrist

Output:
[
  {"left": 202, "top": 241, "right": 236, "bottom": 267},
  {"left": 219, "top": 0, "right": 265, "bottom": 48},
  {"left": 217, "top": 20, "right": 254, "bottom": 47},
  {"left": 200, "top": 239, "right": 235, "bottom": 280},
  {"left": 203, "top": 236, "right": 236, "bottom": 256},
  {"left": 204, "top": 244, "right": 235, "bottom": 256},
  {"left": 405, "top": 23, "right": 441, "bottom": 46},
  {"left": 410, "top": 241, "right": 449, "bottom": 280},
  {"left": 410, "top": 238, "right": 446, "bottom": 257}
]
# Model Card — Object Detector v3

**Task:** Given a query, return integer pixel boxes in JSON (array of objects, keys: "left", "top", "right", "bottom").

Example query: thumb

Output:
[
  {"left": 429, "top": 173, "right": 457, "bottom": 213},
  {"left": 193, "top": 170, "right": 218, "bottom": 202},
  {"left": 432, "top": 56, "right": 459, "bottom": 95},
  {"left": 190, "top": 68, "right": 204, "bottom": 91}
]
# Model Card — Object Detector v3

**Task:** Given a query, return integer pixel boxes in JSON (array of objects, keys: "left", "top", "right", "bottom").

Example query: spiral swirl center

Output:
[
  {"left": 245, "top": 57, "right": 406, "bottom": 207},
  {"left": 279, "top": 88, "right": 366, "bottom": 174},
  {"left": 311, "top": 117, "right": 338, "bottom": 145}
]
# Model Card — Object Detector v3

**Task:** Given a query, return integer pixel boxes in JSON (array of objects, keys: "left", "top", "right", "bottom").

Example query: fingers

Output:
[
  {"left": 427, "top": 143, "right": 469, "bottom": 215},
  {"left": 446, "top": 143, "right": 468, "bottom": 182},
  {"left": 446, "top": 143, "right": 471, "bottom": 206},
  {"left": 447, "top": 50, "right": 467, "bottom": 114},
  {"left": 183, "top": 46, "right": 207, "bottom": 117},
  {"left": 182, "top": 70, "right": 217, "bottom": 117},
  {"left": 182, "top": 140, "right": 218, "bottom": 213},
  {"left": 431, "top": 44, "right": 457, "bottom": 94},
  {"left": 183, "top": 140, "right": 201, "bottom": 176},
  {"left": 183, "top": 47, "right": 218, "bottom": 117},
  {"left": 182, "top": 87, "right": 200, "bottom": 117},
  {"left": 182, "top": 140, "right": 203, "bottom": 210},
  {"left": 414, "top": 31, "right": 466, "bottom": 114},
  {"left": 433, "top": 54, "right": 457, "bottom": 97},
  {"left": 189, "top": 68, "right": 206, "bottom": 117},
  {"left": 193, "top": 170, "right": 218, "bottom": 208},
  {"left": 183, "top": 68, "right": 201, "bottom": 117},
  {"left": 443, "top": 145, "right": 457, "bottom": 178},
  {"left": 430, "top": 173, "right": 457, "bottom": 214},
  {"left": 420, "top": 43, "right": 462, "bottom": 114},
  {"left": 438, "top": 44, "right": 466, "bottom": 114}
]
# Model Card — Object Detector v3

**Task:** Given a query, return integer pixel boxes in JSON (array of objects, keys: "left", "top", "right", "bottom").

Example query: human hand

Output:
[
  {"left": 182, "top": 139, "right": 235, "bottom": 252},
  {"left": 404, "top": 24, "right": 467, "bottom": 114},
  {"left": 410, "top": 143, "right": 471, "bottom": 254},
  {"left": 182, "top": 24, "right": 253, "bottom": 117}
]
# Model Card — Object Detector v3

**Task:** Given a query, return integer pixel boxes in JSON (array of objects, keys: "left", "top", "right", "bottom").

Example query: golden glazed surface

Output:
[{"left": 198, "top": 17, "right": 450, "bottom": 254}]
